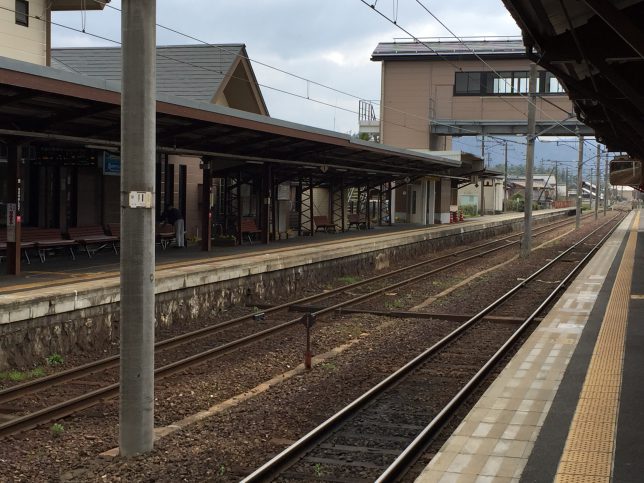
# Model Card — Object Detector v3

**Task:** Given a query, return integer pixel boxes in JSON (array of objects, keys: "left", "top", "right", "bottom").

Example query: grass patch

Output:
[
  {"left": 0, "top": 367, "right": 46, "bottom": 382},
  {"left": 46, "top": 354, "right": 64, "bottom": 366},
  {"left": 50, "top": 423, "right": 64, "bottom": 437},
  {"left": 338, "top": 275, "right": 361, "bottom": 285},
  {"left": 384, "top": 299, "right": 405, "bottom": 310},
  {"left": 319, "top": 362, "right": 337, "bottom": 371}
]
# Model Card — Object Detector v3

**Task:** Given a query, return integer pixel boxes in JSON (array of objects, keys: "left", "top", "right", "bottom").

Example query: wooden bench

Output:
[
  {"left": 107, "top": 223, "right": 120, "bottom": 239},
  {"left": 313, "top": 215, "right": 337, "bottom": 233},
  {"left": 348, "top": 213, "right": 368, "bottom": 230},
  {"left": 0, "top": 228, "right": 34, "bottom": 264},
  {"left": 240, "top": 218, "right": 262, "bottom": 244},
  {"left": 156, "top": 223, "right": 176, "bottom": 249},
  {"left": 68, "top": 225, "right": 118, "bottom": 257},
  {"left": 21, "top": 228, "right": 77, "bottom": 263}
]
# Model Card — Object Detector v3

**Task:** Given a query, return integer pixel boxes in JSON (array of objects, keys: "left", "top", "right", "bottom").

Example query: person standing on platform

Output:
[{"left": 161, "top": 205, "right": 185, "bottom": 248}]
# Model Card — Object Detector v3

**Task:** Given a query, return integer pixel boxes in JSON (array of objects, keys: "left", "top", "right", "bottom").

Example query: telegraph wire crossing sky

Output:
[{"left": 51, "top": 0, "right": 594, "bottom": 166}]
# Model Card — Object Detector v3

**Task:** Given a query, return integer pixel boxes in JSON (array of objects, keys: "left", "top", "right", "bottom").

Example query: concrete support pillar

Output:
[
  {"left": 521, "top": 64, "right": 537, "bottom": 258},
  {"left": 201, "top": 159, "right": 212, "bottom": 251},
  {"left": 119, "top": 0, "right": 156, "bottom": 457},
  {"left": 6, "top": 142, "right": 22, "bottom": 275},
  {"left": 438, "top": 178, "right": 451, "bottom": 224},
  {"left": 420, "top": 180, "right": 428, "bottom": 225},
  {"left": 427, "top": 179, "right": 436, "bottom": 225}
]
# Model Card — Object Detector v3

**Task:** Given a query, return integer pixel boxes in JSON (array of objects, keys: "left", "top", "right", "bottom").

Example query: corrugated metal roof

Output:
[
  {"left": 51, "top": 44, "right": 245, "bottom": 103},
  {"left": 372, "top": 39, "right": 527, "bottom": 60}
]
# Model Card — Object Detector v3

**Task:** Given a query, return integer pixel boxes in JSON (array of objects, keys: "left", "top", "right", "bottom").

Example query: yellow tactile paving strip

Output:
[{"left": 554, "top": 212, "right": 639, "bottom": 483}]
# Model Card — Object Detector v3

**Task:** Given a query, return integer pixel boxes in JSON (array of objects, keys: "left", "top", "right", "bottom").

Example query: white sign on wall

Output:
[{"left": 6, "top": 203, "right": 16, "bottom": 242}]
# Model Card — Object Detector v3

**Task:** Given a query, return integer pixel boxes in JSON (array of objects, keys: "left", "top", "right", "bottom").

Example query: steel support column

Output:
[
  {"left": 201, "top": 159, "right": 212, "bottom": 251},
  {"left": 6, "top": 142, "right": 22, "bottom": 275}
]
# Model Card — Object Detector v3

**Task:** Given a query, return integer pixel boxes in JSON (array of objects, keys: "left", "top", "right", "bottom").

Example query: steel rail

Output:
[
  {"left": 310, "top": 214, "right": 587, "bottom": 317},
  {"left": 240, "top": 214, "right": 622, "bottom": 482},
  {"left": 375, "top": 213, "right": 626, "bottom": 482},
  {"left": 0, "top": 214, "right": 581, "bottom": 405},
  {"left": 0, "top": 214, "right": 593, "bottom": 436}
]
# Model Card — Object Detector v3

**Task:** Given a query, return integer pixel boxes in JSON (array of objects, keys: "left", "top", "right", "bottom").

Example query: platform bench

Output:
[
  {"left": 21, "top": 228, "right": 77, "bottom": 263},
  {"left": 313, "top": 215, "right": 338, "bottom": 233},
  {"left": 0, "top": 228, "right": 34, "bottom": 264},
  {"left": 68, "top": 226, "right": 119, "bottom": 257},
  {"left": 240, "top": 218, "right": 262, "bottom": 244},
  {"left": 348, "top": 213, "right": 367, "bottom": 230},
  {"left": 156, "top": 223, "right": 176, "bottom": 249}
]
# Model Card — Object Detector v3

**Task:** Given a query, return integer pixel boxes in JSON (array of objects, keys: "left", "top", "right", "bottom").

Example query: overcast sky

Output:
[{"left": 51, "top": 1, "right": 595, "bottom": 171}]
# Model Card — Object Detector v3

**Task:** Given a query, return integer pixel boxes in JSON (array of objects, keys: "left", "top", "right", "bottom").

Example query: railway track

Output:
[
  {"left": 240, "top": 213, "right": 624, "bottom": 482},
  {"left": 0, "top": 213, "right": 595, "bottom": 438}
]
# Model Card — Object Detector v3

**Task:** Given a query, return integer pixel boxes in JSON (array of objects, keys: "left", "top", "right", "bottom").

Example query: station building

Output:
[{"left": 363, "top": 38, "right": 593, "bottom": 224}]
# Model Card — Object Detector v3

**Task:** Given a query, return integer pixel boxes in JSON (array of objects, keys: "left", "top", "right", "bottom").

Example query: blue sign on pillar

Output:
[{"left": 103, "top": 152, "right": 121, "bottom": 175}]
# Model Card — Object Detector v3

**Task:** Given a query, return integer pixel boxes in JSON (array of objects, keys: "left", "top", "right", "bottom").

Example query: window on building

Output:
[
  {"left": 454, "top": 72, "right": 483, "bottom": 95},
  {"left": 513, "top": 72, "right": 529, "bottom": 94},
  {"left": 545, "top": 72, "right": 565, "bottom": 93},
  {"left": 454, "top": 70, "right": 565, "bottom": 96},
  {"left": 15, "top": 0, "right": 29, "bottom": 27},
  {"left": 493, "top": 72, "right": 513, "bottom": 94}
]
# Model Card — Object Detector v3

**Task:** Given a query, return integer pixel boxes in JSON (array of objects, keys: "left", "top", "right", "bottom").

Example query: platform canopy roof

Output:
[
  {"left": 501, "top": 0, "right": 644, "bottom": 164},
  {"left": 52, "top": 44, "right": 269, "bottom": 115},
  {"left": 0, "top": 57, "right": 463, "bottom": 186}
]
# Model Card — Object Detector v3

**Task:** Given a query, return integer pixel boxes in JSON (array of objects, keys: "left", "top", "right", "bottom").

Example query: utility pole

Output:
[
  {"left": 576, "top": 129, "right": 584, "bottom": 229},
  {"left": 120, "top": 0, "right": 156, "bottom": 456},
  {"left": 554, "top": 160, "right": 558, "bottom": 201},
  {"left": 504, "top": 142, "right": 508, "bottom": 206},
  {"left": 590, "top": 167, "right": 594, "bottom": 210},
  {"left": 595, "top": 144, "right": 600, "bottom": 220},
  {"left": 604, "top": 153, "right": 609, "bottom": 216},
  {"left": 522, "top": 64, "right": 537, "bottom": 258},
  {"left": 565, "top": 167, "right": 569, "bottom": 199},
  {"left": 480, "top": 135, "right": 485, "bottom": 216}
]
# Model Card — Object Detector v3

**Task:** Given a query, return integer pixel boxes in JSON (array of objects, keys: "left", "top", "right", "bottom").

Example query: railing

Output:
[{"left": 359, "top": 100, "right": 377, "bottom": 122}]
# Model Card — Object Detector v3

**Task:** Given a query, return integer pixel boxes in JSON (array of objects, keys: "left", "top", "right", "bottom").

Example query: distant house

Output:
[
  {"left": 47, "top": 44, "right": 268, "bottom": 236},
  {"left": 507, "top": 174, "right": 564, "bottom": 202}
]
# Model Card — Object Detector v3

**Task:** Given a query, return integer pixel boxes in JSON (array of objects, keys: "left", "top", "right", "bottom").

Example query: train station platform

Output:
[
  {"left": 0, "top": 208, "right": 571, "bottom": 370},
  {"left": 416, "top": 209, "right": 643, "bottom": 483}
]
